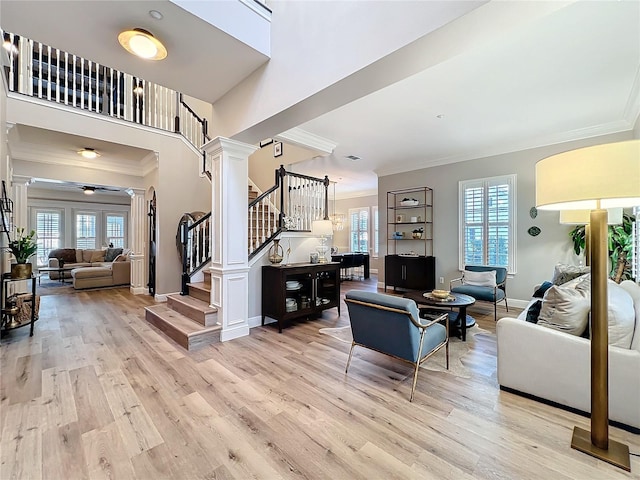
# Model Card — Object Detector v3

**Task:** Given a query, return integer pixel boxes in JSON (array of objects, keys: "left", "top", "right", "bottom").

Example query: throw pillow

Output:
[
  {"left": 533, "top": 281, "right": 554, "bottom": 298},
  {"left": 82, "top": 249, "right": 94, "bottom": 263},
  {"left": 463, "top": 270, "right": 497, "bottom": 287},
  {"left": 537, "top": 282, "right": 591, "bottom": 336},
  {"left": 605, "top": 282, "right": 635, "bottom": 349},
  {"left": 552, "top": 263, "right": 590, "bottom": 286},
  {"left": 90, "top": 250, "right": 106, "bottom": 263},
  {"left": 104, "top": 247, "right": 123, "bottom": 262},
  {"left": 526, "top": 300, "right": 543, "bottom": 323},
  {"left": 618, "top": 280, "right": 640, "bottom": 351}
]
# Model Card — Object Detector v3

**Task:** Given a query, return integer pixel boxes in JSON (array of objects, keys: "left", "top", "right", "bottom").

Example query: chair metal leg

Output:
[
  {"left": 410, "top": 361, "right": 420, "bottom": 402},
  {"left": 504, "top": 296, "right": 509, "bottom": 312},
  {"left": 494, "top": 300, "right": 497, "bottom": 322},
  {"left": 345, "top": 342, "right": 356, "bottom": 373}
]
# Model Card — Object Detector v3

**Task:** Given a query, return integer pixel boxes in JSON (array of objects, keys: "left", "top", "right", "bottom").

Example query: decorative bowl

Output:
[{"left": 431, "top": 289, "right": 450, "bottom": 299}]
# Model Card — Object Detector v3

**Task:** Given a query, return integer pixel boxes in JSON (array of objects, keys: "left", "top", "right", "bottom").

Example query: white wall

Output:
[{"left": 378, "top": 130, "right": 635, "bottom": 303}]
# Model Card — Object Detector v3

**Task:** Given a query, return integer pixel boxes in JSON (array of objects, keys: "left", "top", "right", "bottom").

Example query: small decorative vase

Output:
[
  {"left": 11, "top": 263, "right": 32, "bottom": 279},
  {"left": 268, "top": 239, "right": 284, "bottom": 264},
  {"left": 412, "top": 233, "right": 422, "bottom": 239}
]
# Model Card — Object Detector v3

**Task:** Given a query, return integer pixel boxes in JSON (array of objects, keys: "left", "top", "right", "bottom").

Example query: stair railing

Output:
[
  {"left": 1, "top": 29, "right": 209, "bottom": 160},
  {"left": 248, "top": 166, "right": 329, "bottom": 259},
  {"left": 180, "top": 212, "right": 211, "bottom": 295}
]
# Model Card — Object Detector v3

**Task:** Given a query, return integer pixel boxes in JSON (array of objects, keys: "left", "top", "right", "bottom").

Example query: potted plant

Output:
[
  {"left": 412, "top": 227, "right": 424, "bottom": 239},
  {"left": 7, "top": 227, "right": 38, "bottom": 279}
]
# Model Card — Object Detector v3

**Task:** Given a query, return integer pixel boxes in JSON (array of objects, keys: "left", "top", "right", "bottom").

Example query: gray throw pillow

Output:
[
  {"left": 552, "top": 263, "right": 590, "bottom": 286},
  {"left": 104, "top": 247, "right": 123, "bottom": 262}
]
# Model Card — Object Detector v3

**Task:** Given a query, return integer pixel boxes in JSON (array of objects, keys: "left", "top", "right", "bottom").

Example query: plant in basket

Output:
[{"left": 6, "top": 227, "right": 37, "bottom": 278}]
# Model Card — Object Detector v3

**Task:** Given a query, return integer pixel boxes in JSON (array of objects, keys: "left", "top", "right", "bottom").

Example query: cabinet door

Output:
[
  {"left": 404, "top": 256, "right": 435, "bottom": 290},
  {"left": 384, "top": 256, "right": 404, "bottom": 287}
]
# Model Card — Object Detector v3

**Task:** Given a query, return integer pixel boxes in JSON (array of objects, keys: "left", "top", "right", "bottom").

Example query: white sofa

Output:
[{"left": 497, "top": 280, "right": 640, "bottom": 431}]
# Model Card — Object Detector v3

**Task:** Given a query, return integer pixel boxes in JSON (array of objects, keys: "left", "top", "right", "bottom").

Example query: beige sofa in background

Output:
[{"left": 46, "top": 247, "right": 131, "bottom": 289}]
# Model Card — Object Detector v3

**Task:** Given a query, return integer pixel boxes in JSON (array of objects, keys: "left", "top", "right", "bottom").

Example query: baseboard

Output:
[
  {"left": 220, "top": 324, "right": 250, "bottom": 342},
  {"left": 130, "top": 286, "right": 148, "bottom": 295},
  {"left": 499, "top": 386, "right": 640, "bottom": 434},
  {"left": 506, "top": 297, "right": 530, "bottom": 309}
]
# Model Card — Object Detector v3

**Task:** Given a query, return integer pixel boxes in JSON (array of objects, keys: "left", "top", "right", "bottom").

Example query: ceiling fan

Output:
[{"left": 80, "top": 185, "right": 121, "bottom": 195}]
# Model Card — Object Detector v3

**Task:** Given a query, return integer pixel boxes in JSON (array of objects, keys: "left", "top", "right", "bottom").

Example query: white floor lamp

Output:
[{"left": 536, "top": 139, "right": 640, "bottom": 472}]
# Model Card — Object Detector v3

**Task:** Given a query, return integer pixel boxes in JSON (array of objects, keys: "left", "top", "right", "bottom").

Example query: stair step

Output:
[
  {"left": 187, "top": 281, "right": 210, "bottom": 303},
  {"left": 203, "top": 270, "right": 211, "bottom": 286},
  {"left": 167, "top": 294, "right": 217, "bottom": 326},
  {"left": 145, "top": 305, "right": 221, "bottom": 350}
]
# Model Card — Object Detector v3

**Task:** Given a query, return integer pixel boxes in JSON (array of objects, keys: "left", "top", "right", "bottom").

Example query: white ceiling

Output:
[
  {"left": 0, "top": 0, "right": 269, "bottom": 103},
  {"left": 2, "top": 1, "right": 639, "bottom": 200},
  {"left": 293, "top": 1, "right": 640, "bottom": 198}
]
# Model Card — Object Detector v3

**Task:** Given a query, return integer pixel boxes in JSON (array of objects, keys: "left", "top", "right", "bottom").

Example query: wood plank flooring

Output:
[{"left": 1, "top": 280, "right": 639, "bottom": 479}]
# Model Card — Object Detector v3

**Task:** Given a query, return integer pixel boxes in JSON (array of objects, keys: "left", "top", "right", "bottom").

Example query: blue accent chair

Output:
[
  {"left": 344, "top": 290, "right": 449, "bottom": 401},
  {"left": 450, "top": 265, "right": 509, "bottom": 321}
]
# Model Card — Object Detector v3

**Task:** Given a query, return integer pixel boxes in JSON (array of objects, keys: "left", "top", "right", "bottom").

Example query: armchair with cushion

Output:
[
  {"left": 450, "top": 265, "right": 508, "bottom": 321},
  {"left": 344, "top": 290, "right": 449, "bottom": 401}
]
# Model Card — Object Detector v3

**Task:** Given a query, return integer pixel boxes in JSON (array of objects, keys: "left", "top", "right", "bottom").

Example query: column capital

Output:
[
  {"left": 202, "top": 136, "right": 258, "bottom": 158},
  {"left": 11, "top": 175, "right": 33, "bottom": 186},
  {"left": 125, "top": 188, "right": 146, "bottom": 198}
]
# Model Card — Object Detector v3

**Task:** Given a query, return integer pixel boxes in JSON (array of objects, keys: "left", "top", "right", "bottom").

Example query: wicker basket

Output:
[{"left": 14, "top": 293, "right": 40, "bottom": 324}]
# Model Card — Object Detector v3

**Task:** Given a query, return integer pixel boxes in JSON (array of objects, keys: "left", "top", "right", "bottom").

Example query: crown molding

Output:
[{"left": 275, "top": 128, "right": 337, "bottom": 155}]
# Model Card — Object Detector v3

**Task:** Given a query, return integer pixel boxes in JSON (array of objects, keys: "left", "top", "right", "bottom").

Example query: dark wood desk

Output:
[
  {"left": 331, "top": 253, "right": 370, "bottom": 279},
  {"left": 404, "top": 291, "right": 475, "bottom": 341}
]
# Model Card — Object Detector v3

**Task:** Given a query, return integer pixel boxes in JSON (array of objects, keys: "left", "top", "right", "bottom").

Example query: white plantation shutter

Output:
[
  {"left": 459, "top": 175, "right": 516, "bottom": 273},
  {"left": 349, "top": 207, "right": 369, "bottom": 253},
  {"left": 372, "top": 206, "right": 379, "bottom": 257},
  {"left": 35, "top": 209, "right": 62, "bottom": 266},
  {"left": 76, "top": 212, "right": 97, "bottom": 249},
  {"left": 106, "top": 214, "right": 126, "bottom": 248}
]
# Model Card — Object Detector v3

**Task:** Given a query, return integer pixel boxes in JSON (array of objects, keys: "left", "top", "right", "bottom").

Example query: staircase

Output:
[{"left": 144, "top": 270, "right": 220, "bottom": 350}]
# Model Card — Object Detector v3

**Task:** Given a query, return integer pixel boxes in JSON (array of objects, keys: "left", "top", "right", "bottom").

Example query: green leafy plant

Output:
[
  {"left": 569, "top": 213, "right": 636, "bottom": 282},
  {"left": 7, "top": 227, "right": 37, "bottom": 264}
]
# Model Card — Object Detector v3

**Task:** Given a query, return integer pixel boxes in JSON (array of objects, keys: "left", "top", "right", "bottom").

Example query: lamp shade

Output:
[
  {"left": 536, "top": 140, "right": 640, "bottom": 211},
  {"left": 311, "top": 219, "right": 333, "bottom": 237},
  {"left": 559, "top": 208, "right": 623, "bottom": 225}
]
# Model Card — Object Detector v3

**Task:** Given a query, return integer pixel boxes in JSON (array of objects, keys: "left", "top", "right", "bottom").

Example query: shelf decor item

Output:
[
  {"left": 7, "top": 227, "right": 37, "bottom": 279},
  {"left": 268, "top": 239, "right": 284, "bottom": 264},
  {"left": 412, "top": 227, "right": 424, "bottom": 239}
]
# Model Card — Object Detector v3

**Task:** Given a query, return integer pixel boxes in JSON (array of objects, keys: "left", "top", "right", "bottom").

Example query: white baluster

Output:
[
  {"left": 63, "top": 52, "right": 68, "bottom": 104},
  {"left": 72, "top": 55, "right": 76, "bottom": 106},
  {"left": 46, "top": 45, "right": 51, "bottom": 101}
]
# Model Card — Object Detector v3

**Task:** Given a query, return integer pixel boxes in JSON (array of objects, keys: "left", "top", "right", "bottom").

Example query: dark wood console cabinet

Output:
[
  {"left": 262, "top": 262, "right": 340, "bottom": 333},
  {"left": 384, "top": 255, "right": 435, "bottom": 292}
]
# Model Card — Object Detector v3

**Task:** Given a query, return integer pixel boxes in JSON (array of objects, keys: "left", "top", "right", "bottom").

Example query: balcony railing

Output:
[{"left": 1, "top": 29, "right": 208, "bottom": 156}]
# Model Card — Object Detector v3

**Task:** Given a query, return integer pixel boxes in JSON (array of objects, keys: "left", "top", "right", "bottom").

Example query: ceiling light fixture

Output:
[
  {"left": 83, "top": 186, "right": 96, "bottom": 195},
  {"left": 78, "top": 148, "right": 100, "bottom": 159},
  {"left": 118, "top": 28, "right": 167, "bottom": 61}
]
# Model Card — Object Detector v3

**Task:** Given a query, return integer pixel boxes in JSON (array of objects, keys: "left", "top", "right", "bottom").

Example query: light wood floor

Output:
[{"left": 1, "top": 278, "right": 639, "bottom": 479}]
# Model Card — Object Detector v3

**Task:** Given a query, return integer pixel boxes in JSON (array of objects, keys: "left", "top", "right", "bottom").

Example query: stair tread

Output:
[
  {"left": 187, "top": 281, "right": 210, "bottom": 292},
  {"left": 167, "top": 294, "right": 216, "bottom": 314},
  {"left": 145, "top": 305, "right": 220, "bottom": 336}
]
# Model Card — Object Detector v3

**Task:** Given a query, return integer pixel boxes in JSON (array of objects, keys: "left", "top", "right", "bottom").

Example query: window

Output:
[
  {"left": 76, "top": 212, "right": 97, "bottom": 249},
  {"left": 34, "top": 209, "right": 62, "bottom": 266},
  {"left": 349, "top": 207, "right": 369, "bottom": 253},
  {"left": 459, "top": 174, "right": 516, "bottom": 273},
  {"left": 106, "top": 213, "right": 126, "bottom": 248}
]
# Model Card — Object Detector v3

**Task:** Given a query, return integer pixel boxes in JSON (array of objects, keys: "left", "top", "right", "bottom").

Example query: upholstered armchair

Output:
[
  {"left": 344, "top": 290, "right": 449, "bottom": 401},
  {"left": 450, "top": 265, "right": 508, "bottom": 320}
]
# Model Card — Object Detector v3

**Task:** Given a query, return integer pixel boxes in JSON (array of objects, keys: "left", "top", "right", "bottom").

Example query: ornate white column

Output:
[
  {"left": 203, "top": 137, "right": 257, "bottom": 342},
  {"left": 11, "top": 175, "right": 32, "bottom": 232},
  {"left": 126, "top": 188, "right": 146, "bottom": 295}
]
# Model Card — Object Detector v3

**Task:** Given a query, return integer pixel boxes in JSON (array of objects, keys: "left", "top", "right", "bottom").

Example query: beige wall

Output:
[
  {"left": 249, "top": 141, "right": 319, "bottom": 193},
  {"left": 334, "top": 194, "right": 380, "bottom": 272},
  {"left": 378, "top": 130, "right": 635, "bottom": 303}
]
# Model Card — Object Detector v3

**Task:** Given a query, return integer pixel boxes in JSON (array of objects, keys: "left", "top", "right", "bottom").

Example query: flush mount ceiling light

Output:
[
  {"left": 82, "top": 186, "right": 96, "bottom": 195},
  {"left": 77, "top": 148, "right": 100, "bottom": 159},
  {"left": 118, "top": 28, "right": 167, "bottom": 60}
]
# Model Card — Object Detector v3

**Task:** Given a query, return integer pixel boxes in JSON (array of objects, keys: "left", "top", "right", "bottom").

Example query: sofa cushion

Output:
[
  {"left": 464, "top": 270, "right": 496, "bottom": 287},
  {"left": 618, "top": 280, "right": 640, "bottom": 352},
  {"left": 48, "top": 248, "right": 78, "bottom": 264},
  {"left": 72, "top": 266, "right": 111, "bottom": 279},
  {"left": 552, "top": 263, "right": 590, "bottom": 286},
  {"left": 538, "top": 280, "right": 591, "bottom": 336},
  {"left": 104, "top": 247, "right": 123, "bottom": 262},
  {"left": 453, "top": 284, "right": 505, "bottom": 303},
  {"left": 606, "top": 282, "right": 635, "bottom": 349}
]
